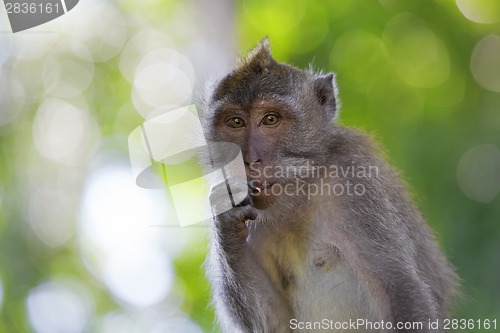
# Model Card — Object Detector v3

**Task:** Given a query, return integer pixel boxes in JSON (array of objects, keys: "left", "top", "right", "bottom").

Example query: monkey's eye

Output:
[
  {"left": 261, "top": 114, "right": 280, "bottom": 126},
  {"left": 226, "top": 117, "right": 245, "bottom": 128}
]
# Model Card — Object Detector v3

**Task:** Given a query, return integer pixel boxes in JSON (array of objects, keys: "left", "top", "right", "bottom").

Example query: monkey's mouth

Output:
[{"left": 248, "top": 179, "right": 277, "bottom": 196}]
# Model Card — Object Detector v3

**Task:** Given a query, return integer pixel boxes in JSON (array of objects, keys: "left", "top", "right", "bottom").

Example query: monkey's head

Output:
[{"left": 203, "top": 38, "right": 339, "bottom": 210}]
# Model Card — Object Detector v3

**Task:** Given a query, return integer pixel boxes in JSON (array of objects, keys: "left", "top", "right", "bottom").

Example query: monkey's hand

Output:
[
  {"left": 216, "top": 204, "right": 258, "bottom": 240},
  {"left": 209, "top": 181, "right": 258, "bottom": 241}
]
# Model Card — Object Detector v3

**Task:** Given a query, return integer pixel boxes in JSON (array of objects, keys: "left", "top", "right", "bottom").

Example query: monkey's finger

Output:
[
  {"left": 226, "top": 204, "right": 258, "bottom": 222},
  {"left": 216, "top": 204, "right": 258, "bottom": 224},
  {"left": 240, "top": 204, "right": 258, "bottom": 221}
]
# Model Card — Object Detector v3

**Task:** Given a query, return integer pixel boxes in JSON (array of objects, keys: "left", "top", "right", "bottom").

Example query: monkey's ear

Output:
[
  {"left": 245, "top": 37, "right": 274, "bottom": 69},
  {"left": 314, "top": 73, "right": 339, "bottom": 121}
]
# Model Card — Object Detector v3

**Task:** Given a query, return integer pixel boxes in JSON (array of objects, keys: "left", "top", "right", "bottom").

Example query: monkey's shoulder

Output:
[{"left": 325, "top": 125, "right": 386, "bottom": 163}]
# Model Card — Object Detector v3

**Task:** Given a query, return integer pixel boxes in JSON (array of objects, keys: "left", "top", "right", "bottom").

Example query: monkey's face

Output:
[
  {"left": 203, "top": 38, "right": 339, "bottom": 211},
  {"left": 213, "top": 100, "right": 294, "bottom": 209}
]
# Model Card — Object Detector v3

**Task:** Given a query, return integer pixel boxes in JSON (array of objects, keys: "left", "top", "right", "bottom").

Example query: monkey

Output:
[{"left": 201, "top": 38, "right": 459, "bottom": 333}]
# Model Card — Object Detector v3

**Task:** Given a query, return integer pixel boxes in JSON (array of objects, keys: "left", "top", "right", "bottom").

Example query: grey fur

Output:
[{"left": 203, "top": 39, "right": 459, "bottom": 333}]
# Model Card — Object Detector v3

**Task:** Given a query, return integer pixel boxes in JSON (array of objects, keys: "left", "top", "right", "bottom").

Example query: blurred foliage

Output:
[{"left": 0, "top": 0, "right": 499, "bottom": 332}]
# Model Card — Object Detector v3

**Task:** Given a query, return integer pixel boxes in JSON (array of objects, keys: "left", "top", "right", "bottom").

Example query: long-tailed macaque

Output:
[{"left": 202, "top": 38, "right": 458, "bottom": 333}]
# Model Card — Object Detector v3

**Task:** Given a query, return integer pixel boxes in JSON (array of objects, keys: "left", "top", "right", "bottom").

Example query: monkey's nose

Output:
[{"left": 245, "top": 159, "right": 262, "bottom": 168}]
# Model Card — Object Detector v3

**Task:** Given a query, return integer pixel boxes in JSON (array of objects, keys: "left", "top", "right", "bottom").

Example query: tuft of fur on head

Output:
[{"left": 239, "top": 37, "right": 273, "bottom": 70}]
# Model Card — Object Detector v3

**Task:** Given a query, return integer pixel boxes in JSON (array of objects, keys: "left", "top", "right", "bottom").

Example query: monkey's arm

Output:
[
  {"left": 333, "top": 182, "right": 442, "bottom": 332},
  {"left": 206, "top": 205, "right": 292, "bottom": 333},
  {"left": 326, "top": 127, "right": 453, "bottom": 332}
]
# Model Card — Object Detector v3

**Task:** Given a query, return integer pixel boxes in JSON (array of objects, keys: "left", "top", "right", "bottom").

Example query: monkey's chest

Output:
[
  {"left": 272, "top": 243, "right": 343, "bottom": 294},
  {"left": 291, "top": 247, "right": 370, "bottom": 325},
  {"left": 253, "top": 232, "right": 342, "bottom": 289},
  {"left": 252, "top": 236, "right": 373, "bottom": 326}
]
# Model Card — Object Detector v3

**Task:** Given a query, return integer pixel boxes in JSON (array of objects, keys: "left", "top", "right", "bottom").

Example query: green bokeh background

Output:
[{"left": 1, "top": 0, "right": 499, "bottom": 332}]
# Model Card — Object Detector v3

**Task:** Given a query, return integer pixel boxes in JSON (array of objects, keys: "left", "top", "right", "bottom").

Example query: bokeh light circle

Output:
[
  {"left": 11, "top": 33, "right": 58, "bottom": 61},
  {"left": 26, "top": 281, "right": 92, "bottom": 333},
  {"left": 457, "top": 144, "right": 500, "bottom": 203},
  {"left": 79, "top": 165, "right": 174, "bottom": 308},
  {"left": 119, "top": 30, "right": 175, "bottom": 83},
  {"left": 0, "top": 68, "right": 25, "bottom": 127},
  {"left": 243, "top": 0, "right": 307, "bottom": 36},
  {"left": 330, "top": 29, "right": 389, "bottom": 89},
  {"left": 132, "top": 49, "right": 194, "bottom": 119},
  {"left": 470, "top": 35, "right": 500, "bottom": 92},
  {"left": 43, "top": 40, "right": 95, "bottom": 99},
  {"left": 32, "top": 98, "right": 100, "bottom": 166},
  {"left": 29, "top": 188, "right": 75, "bottom": 248},
  {"left": 383, "top": 13, "right": 450, "bottom": 88},
  {"left": 456, "top": 0, "right": 500, "bottom": 24},
  {"left": 63, "top": 0, "right": 128, "bottom": 62},
  {"left": 102, "top": 247, "right": 173, "bottom": 307},
  {"left": 96, "top": 313, "right": 143, "bottom": 333}
]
